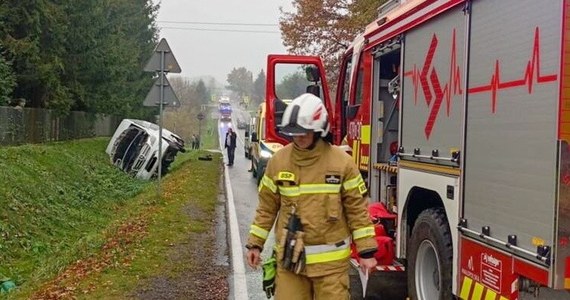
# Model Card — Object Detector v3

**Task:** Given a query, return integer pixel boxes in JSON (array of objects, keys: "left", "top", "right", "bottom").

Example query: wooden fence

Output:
[{"left": 0, "top": 106, "right": 122, "bottom": 146}]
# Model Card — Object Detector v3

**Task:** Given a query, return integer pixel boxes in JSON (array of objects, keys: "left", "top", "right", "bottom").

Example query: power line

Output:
[
  {"left": 157, "top": 20, "right": 278, "bottom": 27},
  {"left": 159, "top": 26, "right": 280, "bottom": 34}
]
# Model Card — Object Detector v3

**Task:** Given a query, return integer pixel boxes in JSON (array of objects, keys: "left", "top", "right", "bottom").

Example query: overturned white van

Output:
[{"left": 106, "top": 119, "right": 185, "bottom": 180}]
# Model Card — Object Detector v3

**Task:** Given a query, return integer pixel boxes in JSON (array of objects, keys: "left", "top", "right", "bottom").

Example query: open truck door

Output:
[{"left": 265, "top": 55, "right": 333, "bottom": 146}]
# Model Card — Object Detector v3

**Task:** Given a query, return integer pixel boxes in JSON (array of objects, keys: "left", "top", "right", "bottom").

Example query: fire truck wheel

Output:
[{"left": 407, "top": 208, "right": 452, "bottom": 300}]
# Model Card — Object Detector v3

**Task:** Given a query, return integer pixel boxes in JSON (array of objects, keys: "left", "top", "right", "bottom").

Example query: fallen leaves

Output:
[{"left": 30, "top": 216, "right": 150, "bottom": 300}]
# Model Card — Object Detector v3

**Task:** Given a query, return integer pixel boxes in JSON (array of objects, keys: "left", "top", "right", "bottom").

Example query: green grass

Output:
[
  {"left": 0, "top": 114, "right": 222, "bottom": 299},
  {"left": 75, "top": 150, "right": 222, "bottom": 299},
  {"left": 199, "top": 117, "right": 220, "bottom": 150},
  {"left": 0, "top": 138, "right": 149, "bottom": 288}
]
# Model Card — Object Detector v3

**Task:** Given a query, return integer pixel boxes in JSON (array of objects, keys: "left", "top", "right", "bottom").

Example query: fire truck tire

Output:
[{"left": 407, "top": 208, "right": 452, "bottom": 300}]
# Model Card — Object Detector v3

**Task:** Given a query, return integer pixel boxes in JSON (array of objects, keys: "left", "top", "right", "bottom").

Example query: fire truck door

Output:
[{"left": 463, "top": 0, "right": 561, "bottom": 268}]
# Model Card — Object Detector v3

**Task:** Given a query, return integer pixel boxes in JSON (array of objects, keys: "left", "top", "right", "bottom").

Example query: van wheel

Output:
[{"left": 407, "top": 208, "right": 452, "bottom": 300}]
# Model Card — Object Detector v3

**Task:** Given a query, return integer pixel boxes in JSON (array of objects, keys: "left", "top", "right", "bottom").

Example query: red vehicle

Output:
[{"left": 266, "top": 0, "right": 570, "bottom": 298}]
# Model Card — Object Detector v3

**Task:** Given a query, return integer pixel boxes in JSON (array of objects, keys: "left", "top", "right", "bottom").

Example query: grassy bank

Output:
[
  {"left": 73, "top": 150, "right": 226, "bottom": 299},
  {"left": 0, "top": 138, "right": 149, "bottom": 291},
  {"left": 199, "top": 116, "right": 220, "bottom": 150},
  {"left": 1, "top": 118, "right": 225, "bottom": 298}
]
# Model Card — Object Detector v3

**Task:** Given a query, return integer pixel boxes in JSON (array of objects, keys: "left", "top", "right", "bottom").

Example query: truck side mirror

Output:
[
  {"left": 251, "top": 132, "right": 258, "bottom": 142},
  {"left": 305, "top": 66, "right": 320, "bottom": 82},
  {"left": 274, "top": 99, "right": 288, "bottom": 131}
]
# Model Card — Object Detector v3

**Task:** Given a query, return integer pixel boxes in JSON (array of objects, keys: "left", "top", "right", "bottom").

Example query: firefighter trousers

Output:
[{"left": 274, "top": 267, "right": 349, "bottom": 300}]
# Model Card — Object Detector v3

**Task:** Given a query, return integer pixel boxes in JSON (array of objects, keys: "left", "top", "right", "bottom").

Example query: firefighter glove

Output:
[
  {"left": 262, "top": 256, "right": 277, "bottom": 299},
  {"left": 291, "top": 231, "right": 306, "bottom": 274}
]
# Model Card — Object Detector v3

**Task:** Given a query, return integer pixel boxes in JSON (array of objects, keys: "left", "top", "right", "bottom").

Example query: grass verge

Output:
[
  {"left": 30, "top": 150, "right": 225, "bottom": 299},
  {"left": 1, "top": 116, "right": 225, "bottom": 299},
  {"left": 0, "top": 138, "right": 149, "bottom": 297},
  {"left": 199, "top": 117, "right": 220, "bottom": 150}
]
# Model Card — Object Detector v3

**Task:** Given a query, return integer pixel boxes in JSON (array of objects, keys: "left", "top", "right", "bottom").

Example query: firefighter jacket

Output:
[{"left": 247, "top": 139, "right": 377, "bottom": 277}]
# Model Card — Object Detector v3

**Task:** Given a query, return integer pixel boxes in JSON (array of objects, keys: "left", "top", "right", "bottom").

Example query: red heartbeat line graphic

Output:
[
  {"left": 468, "top": 27, "right": 557, "bottom": 113},
  {"left": 404, "top": 29, "right": 463, "bottom": 139}
]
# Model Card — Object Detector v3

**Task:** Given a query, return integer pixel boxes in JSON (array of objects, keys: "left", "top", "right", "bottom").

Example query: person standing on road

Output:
[
  {"left": 245, "top": 93, "right": 377, "bottom": 299},
  {"left": 225, "top": 127, "right": 237, "bottom": 166}
]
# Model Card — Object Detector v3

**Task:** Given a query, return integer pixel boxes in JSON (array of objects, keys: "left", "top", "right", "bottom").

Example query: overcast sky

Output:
[{"left": 153, "top": 0, "right": 294, "bottom": 84}]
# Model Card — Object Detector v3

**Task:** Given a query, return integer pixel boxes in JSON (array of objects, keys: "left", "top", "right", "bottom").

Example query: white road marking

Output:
[
  {"left": 225, "top": 166, "right": 249, "bottom": 300},
  {"left": 220, "top": 121, "right": 249, "bottom": 299}
]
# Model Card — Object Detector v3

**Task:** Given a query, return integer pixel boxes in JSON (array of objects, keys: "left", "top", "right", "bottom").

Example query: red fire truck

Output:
[{"left": 265, "top": 0, "right": 570, "bottom": 298}]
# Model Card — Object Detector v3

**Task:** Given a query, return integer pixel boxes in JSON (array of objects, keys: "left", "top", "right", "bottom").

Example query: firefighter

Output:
[{"left": 245, "top": 93, "right": 378, "bottom": 299}]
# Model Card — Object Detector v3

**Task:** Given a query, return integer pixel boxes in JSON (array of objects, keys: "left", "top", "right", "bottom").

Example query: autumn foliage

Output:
[{"left": 279, "top": 0, "right": 385, "bottom": 85}]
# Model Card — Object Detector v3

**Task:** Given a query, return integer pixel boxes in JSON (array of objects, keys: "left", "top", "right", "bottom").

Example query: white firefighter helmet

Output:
[{"left": 279, "top": 93, "right": 330, "bottom": 137}]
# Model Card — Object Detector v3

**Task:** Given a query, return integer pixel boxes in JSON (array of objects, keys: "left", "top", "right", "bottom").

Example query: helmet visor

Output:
[{"left": 279, "top": 123, "right": 311, "bottom": 136}]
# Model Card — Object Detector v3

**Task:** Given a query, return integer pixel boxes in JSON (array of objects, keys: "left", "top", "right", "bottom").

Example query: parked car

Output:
[{"left": 106, "top": 119, "right": 185, "bottom": 180}]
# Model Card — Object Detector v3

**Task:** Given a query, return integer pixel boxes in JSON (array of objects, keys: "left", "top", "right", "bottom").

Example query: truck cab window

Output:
[
  {"left": 274, "top": 63, "right": 323, "bottom": 101},
  {"left": 340, "top": 57, "right": 353, "bottom": 106},
  {"left": 354, "top": 60, "right": 365, "bottom": 105}
]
